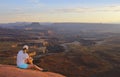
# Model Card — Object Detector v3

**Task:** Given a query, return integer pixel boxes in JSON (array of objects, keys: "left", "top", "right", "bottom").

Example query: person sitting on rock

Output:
[{"left": 16, "top": 45, "right": 48, "bottom": 72}]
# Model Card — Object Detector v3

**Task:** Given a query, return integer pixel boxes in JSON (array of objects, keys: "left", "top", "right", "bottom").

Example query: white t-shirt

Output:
[{"left": 17, "top": 50, "right": 29, "bottom": 66}]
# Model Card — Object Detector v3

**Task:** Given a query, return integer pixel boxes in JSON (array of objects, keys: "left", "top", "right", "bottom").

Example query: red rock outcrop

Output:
[{"left": 0, "top": 64, "right": 65, "bottom": 77}]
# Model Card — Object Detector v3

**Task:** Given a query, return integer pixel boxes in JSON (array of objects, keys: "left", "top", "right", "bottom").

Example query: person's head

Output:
[{"left": 23, "top": 45, "right": 29, "bottom": 52}]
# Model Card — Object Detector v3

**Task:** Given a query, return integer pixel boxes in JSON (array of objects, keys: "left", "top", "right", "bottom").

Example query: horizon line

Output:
[{"left": 0, "top": 21, "right": 120, "bottom": 24}]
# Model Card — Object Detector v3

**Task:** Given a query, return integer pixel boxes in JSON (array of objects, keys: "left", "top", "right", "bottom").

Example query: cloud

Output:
[
  {"left": 27, "top": 0, "right": 39, "bottom": 3},
  {"left": 55, "top": 8, "right": 88, "bottom": 13},
  {"left": 9, "top": 0, "right": 44, "bottom": 15},
  {"left": 26, "top": 0, "right": 44, "bottom": 7},
  {"left": 100, "top": 5, "right": 120, "bottom": 12},
  {"left": 53, "top": 5, "right": 120, "bottom": 13}
]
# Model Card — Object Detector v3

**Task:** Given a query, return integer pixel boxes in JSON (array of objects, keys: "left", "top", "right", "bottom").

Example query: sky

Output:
[{"left": 0, "top": 0, "right": 120, "bottom": 23}]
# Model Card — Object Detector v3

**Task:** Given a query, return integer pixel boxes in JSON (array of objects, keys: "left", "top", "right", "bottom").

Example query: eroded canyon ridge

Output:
[{"left": 0, "top": 22, "right": 120, "bottom": 77}]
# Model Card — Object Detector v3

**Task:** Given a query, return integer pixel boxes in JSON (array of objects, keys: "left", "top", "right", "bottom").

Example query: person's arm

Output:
[{"left": 25, "top": 57, "right": 33, "bottom": 64}]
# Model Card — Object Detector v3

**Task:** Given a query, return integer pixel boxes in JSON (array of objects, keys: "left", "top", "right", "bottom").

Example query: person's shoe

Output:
[{"left": 41, "top": 69, "right": 48, "bottom": 72}]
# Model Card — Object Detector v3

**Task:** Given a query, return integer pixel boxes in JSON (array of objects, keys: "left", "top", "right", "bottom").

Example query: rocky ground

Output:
[{"left": 0, "top": 64, "right": 65, "bottom": 77}]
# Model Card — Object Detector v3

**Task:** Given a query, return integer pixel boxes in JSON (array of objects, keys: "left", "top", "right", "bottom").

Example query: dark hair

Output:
[{"left": 23, "top": 48, "right": 27, "bottom": 50}]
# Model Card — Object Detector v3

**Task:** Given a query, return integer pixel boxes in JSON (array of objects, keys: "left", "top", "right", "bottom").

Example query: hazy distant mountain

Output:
[
  {"left": 0, "top": 22, "right": 47, "bottom": 30},
  {"left": 1, "top": 22, "right": 120, "bottom": 33},
  {"left": 17, "top": 22, "right": 48, "bottom": 30},
  {"left": 0, "top": 22, "right": 30, "bottom": 29},
  {"left": 52, "top": 23, "right": 120, "bottom": 33}
]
